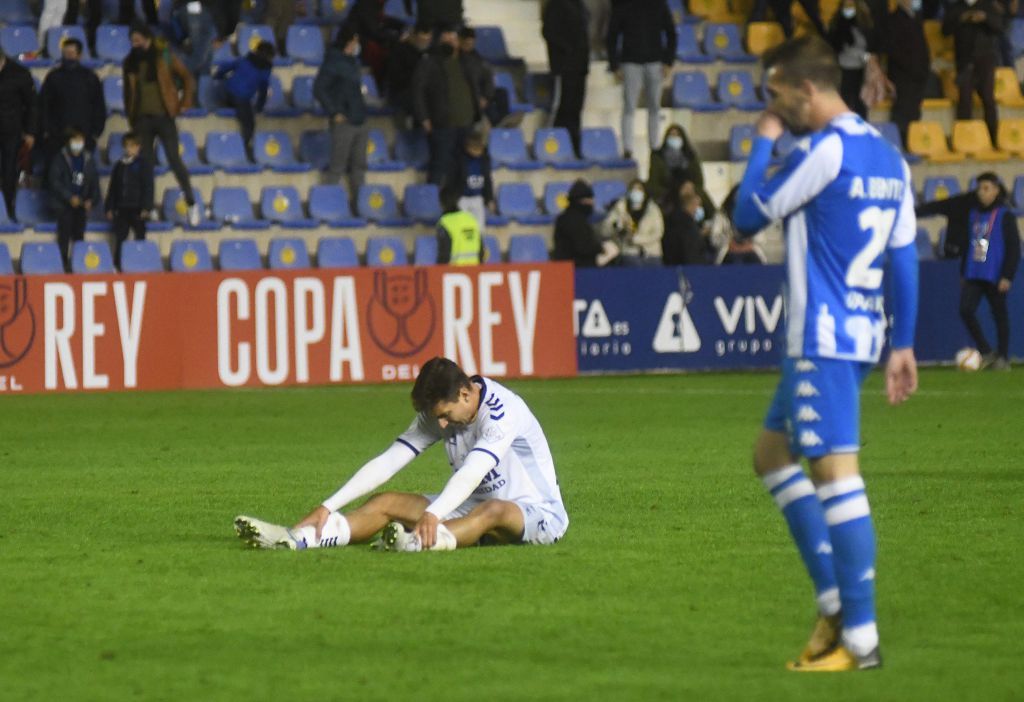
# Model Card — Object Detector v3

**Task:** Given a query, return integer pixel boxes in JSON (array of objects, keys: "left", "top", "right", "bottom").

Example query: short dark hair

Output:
[
  {"left": 122, "top": 132, "right": 141, "bottom": 147},
  {"left": 411, "top": 357, "right": 472, "bottom": 413},
  {"left": 65, "top": 126, "right": 85, "bottom": 141},
  {"left": 976, "top": 171, "right": 1007, "bottom": 201},
  {"left": 762, "top": 35, "right": 841, "bottom": 92},
  {"left": 130, "top": 22, "right": 153, "bottom": 40},
  {"left": 335, "top": 23, "right": 358, "bottom": 49},
  {"left": 255, "top": 40, "right": 276, "bottom": 60},
  {"left": 61, "top": 37, "right": 83, "bottom": 54},
  {"left": 458, "top": 26, "right": 475, "bottom": 39}
]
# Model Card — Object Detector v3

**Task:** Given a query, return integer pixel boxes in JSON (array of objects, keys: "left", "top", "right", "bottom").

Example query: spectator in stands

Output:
[
  {"left": 436, "top": 187, "right": 483, "bottom": 265},
  {"left": 605, "top": 0, "right": 677, "bottom": 159},
  {"left": 584, "top": 0, "right": 612, "bottom": 60},
  {"left": 385, "top": 22, "right": 433, "bottom": 130},
  {"left": 256, "top": 0, "right": 297, "bottom": 56},
  {"left": 105, "top": 132, "right": 153, "bottom": 270},
  {"left": 543, "top": 0, "right": 590, "bottom": 158},
  {"left": 415, "top": 0, "right": 464, "bottom": 32},
  {"left": 170, "top": 0, "right": 218, "bottom": 79},
  {"left": 602, "top": 178, "right": 664, "bottom": 265},
  {"left": 826, "top": 0, "right": 880, "bottom": 118},
  {"left": 882, "top": 0, "right": 930, "bottom": 147},
  {"left": 48, "top": 128, "right": 100, "bottom": 270},
  {"left": 211, "top": 0, "right": 244, "bottom": 41},
  {"left": 553, "top": 179, "right": 609, "bottom": 267},
  {"left": 662, "top": 187, "right": 708, "bottom": 266},
  {"left": 708, "top": 185, "right": 767, "bottom": 264},
  {"left": 944, "top": 0, "right": 1006, "bottom": 143},
  {"left": 0, "top": 51, "right": 36, "bottom": 223},
  {"left": 64, "top": 0, "right": 159, "bottom": 55},
  {"left": 412, "top": 25, "right": 480, "bottom": 189},
  {"left": 38, "top": 38, "right": 106, "bottom": 174},
  {"left": 38, "top": 0, "right": 68, "bottom": 48},
  {"left": 646, "top": 124, "right": 705, "bottom": 209},
  {"left": 215, "top": 41, "right": 276, "bottom": 159},
  {"left": 350, "top": 0, "right": 406, "bottom": 89},
  {"left": 315, "top": 24, "right": 370, "bottom": 202},
  {"left": 451, "top": 130, "right": 494, "bottom": 233},
  {"left": 459, "top": 27, "right": 498, "bottom": 127},
  {"left": 750, "top": 0, "right": 826, "bottom": 38}
]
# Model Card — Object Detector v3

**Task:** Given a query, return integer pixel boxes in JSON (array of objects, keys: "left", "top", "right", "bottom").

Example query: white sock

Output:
[
  {"left": 297, "top": 512, "right": 351, "bottom": 548},
  {"left": 843, "top": 622, "right": 879, "bottom": 656},
  {"left": 429, "top": 524, "right": 457, "bottom": 551},
  {"left": 816, "top": 587, "right": 841, "bottom": 617}
]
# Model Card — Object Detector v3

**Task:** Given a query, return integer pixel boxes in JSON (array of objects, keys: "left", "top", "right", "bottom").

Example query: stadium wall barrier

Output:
[
  {"left": 0, "top": 264, "right": 578, "bottom": 394},
  {"left": 573, "top": 261, "right": 1024, "bottom": 373}
]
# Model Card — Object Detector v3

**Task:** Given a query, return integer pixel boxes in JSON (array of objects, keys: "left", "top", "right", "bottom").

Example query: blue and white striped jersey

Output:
[{"left": 740, "top": 113, "right": 916, "bottom": 363}]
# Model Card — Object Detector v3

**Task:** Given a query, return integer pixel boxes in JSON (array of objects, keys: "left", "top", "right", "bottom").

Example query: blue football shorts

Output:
[{"left": 763, "top": 357, "right": 873, "bottom": 459}]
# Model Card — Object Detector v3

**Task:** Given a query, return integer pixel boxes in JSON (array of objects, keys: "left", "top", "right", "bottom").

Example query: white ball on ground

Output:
[{"left": 955, "top": 347, "right": 982, "bottom": 371}]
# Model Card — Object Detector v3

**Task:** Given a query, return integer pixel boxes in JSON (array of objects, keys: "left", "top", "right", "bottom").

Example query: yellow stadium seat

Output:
[
  {"left": 688, "top": 0, "right": 742, "bottom": 21},
  {"left": 907, "top": 121, "right": 966, "bottom": 162},
  {"left": 820, "top": 0, "right": 841, "bottom": 24},
  {"left": 746, "top": 21, "right": 785, "bottom": 55},
  {"left": 951, "top": 120, "right": 1009, "bottom": 160},
  {"left": 923, "top": 20, "right": 953, "bottom": 61},
  {"left": 994, "top": 67, "right": 1024, "bottom": 108},
  {"left": 997, "top": 118, "right": 1024, "bottom": 156}
]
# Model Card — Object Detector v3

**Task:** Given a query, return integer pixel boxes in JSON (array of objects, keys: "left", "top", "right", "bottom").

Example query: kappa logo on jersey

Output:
[
  {"left": 799, "top": 430, "right": 824, "bottom": 447},
  {"left": 816, "top": 541, "right": 833, "bottom": 555},
  {"left": 795, "top": 381, "right": 820, "bottom": 398},
  {"left": 795, "top": 360, "right": 817, "bottom": 372},
  {"left": 796, "top": 404, "right": 822, "bottom": 422},
  {"left": 653, "top": 292, "right": 701, "bottom": 353},
  {"left": 484, "top": 393, "right": 505, "bottom": 420},
  {"left": 860, "top": 568, "right": 876, "bottom": 582},
  {"left": 366, "top": 269, "right": 435, "bottom": 357},
  {"left": 0, "top": 278, "right": 36, "bottom": 369}
]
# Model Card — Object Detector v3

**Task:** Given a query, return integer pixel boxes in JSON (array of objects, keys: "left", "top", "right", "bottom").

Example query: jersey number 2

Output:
[{"left": 846, "top": 206, "right": 896, "bottom": 290}]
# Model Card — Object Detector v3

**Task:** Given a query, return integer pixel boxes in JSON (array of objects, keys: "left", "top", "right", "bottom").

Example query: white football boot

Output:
[
  {"left": 234, "top": 515, "right": 303, "bottom": 550},
  {"left": 380, "top": 521, "right": 422, "bottom": 552}
]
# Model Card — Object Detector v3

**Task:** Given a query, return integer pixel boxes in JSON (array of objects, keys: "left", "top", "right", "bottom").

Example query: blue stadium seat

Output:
[
  {"left": 1013, "top": 175, "right": 1024, "bottom": 214},
  {"left": 319, "top": 0, "right": 353, "bottom": 22},
  {"left": 921, "top": 176, "right": 961, "bottom": 203},
  {"left": 702, "top": 23, "right": 755, "bottom": 63},
  {"left": 0, "top": 194, "right": 22, "bottom": 232},
  {"left": 0, "top": 242, "right": 14, "bottom": 274},
  {"left": 0, "top": 0, "right": 35, "bottom": 24},
  {"left": 71, "top": 240, "right": 115, "bottom": 274},
  {"left": 95, "top": 24, "right": 130, "bottom": 63},
  {"left": 366, "top": 236, "right": 409, "bottom": 266},
  {"left": 525, "top": 73, "right": 553, "bottom": 111},
  {"left": 236, "top": 24, "right": 292, "bottom": 65},
  {"left": 403, "top": 184, "right": 442, "bottom": 224},
  {"left": 489, "top": 128, "right": 542, "bottom": 170},
  {"left": 507, "top": 234, "right": 549, "bottom": 263},
  {"left": 497, "top": 183, "right": 554, "bottom": 225},
  {"left": 592, "top": 179, "right": 628, "bottom": 214},
  {"left": 158, "top": 132, "right": 214, "bottom": 175},
  {"left": 299, "top": 130, "right": 331, "bottom": 170},
  {"left": 268, "top": 238, "right": 311, "bottom": 269},
  {"left": 580, "top": 128, "right": 634, "bottom": 168},
  {"left": 198, "top": 75, "right": 231, "bottom": 115},
  {"left": 717, "top": 70, "right": 764, "bottom": 111},
  {"left": 317, "top": 236, "right": 359, "bottom": 268},
  {"left": 383, "top": 0, "right": 414, "bottom": 21},
  {"left": 103, "top": 75, "right": 125, "bottom": 115},
  {"left": 309, "top": 185, "right": 366, "bottom": 227},
  {"left": 292, "top": 76, "right": 321, "bottom": 114},
  {"left": 729, "top": 124, "right": 756, "bottom": 161},
  {"left": 211, "top": 40, "right": 235, "bottom": 67},
  {"left": 414, "top": 235, "right": 438, "bottom": 265},
  {"left": 260, "top": 186, "right": 317, "bottom": 228},
  {"left": 667, "top": 0, "right": 699, "bottom": 25},
  {"left": 357, "top": 184, "right": 411, "bottom": 226},
  {"left": 915, "top": 228, "right": 936, "bottom": 261},
  {"left": 162, "top": 188, "right": 219, "bottom": 230},
  {"left": 0, "top": 25, "right": 48, "bottom": 67},
  {"left": 211, "top": 187, "right": 270, "bottom": 229},
  {"left": 474, "top": 26, "right": 518, "bottom": 65},
  {"left": 367, "top": 128, "right": 403, "bottom": 171},
  {"left": 206, "top": 132, "right": 261, "bottom": 173},
  {"left": 15, "top": 190, "right": 56, "bottom": 232},
  {"left": 394, "top": 130, "right": 429, "bottom": 170},
  {"left": 263, "top": 74, "right": 299, "bottom": 117},
  {"left": 543, "top": 182, "right": 573, "bottom": 215},
  {"left": 871, "top": 121, "right": 920, "bottom": 163},
  {"left": 1010, "top": 18, "right": 1024, "bottom": 57},
  {"left": 253, "top": 131, "right": 311, "bottom": 172},
  {"left": 286, "top": 25, "right": 324, "bottom": 65},
  {"left": 46, "top": 26, "right": 98, "bottom": 65},
  {"left": 120, "top": 240, "right": 163, "bottom": 273},
  {"left": 218, "top": 238, "right": 262, "bottom": 271},
  {"left": 533, "top": 127, "right": 588, "bottom": 168},
  {"left": 672, "top": 72, "right": 725, "bottom": 111},
  {"left": 20, "top": 242, "right": 64, "bottom": 274},
  {"left": 482, "top": 235, "right": 501, "bottom": 264},
  {"left": 675, "top": 24, "right": 711, "bottom": 63},
  {"left": 493, "top": 72, "right": 534, "bottom": 114}
]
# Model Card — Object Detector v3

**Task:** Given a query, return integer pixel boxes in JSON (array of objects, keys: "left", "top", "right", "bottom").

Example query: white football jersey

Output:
[{"left": 397, "top": 376, "right": 567, "bottom": 520}]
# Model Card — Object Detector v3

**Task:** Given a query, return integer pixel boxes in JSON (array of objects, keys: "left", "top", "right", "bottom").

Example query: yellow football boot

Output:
[
  {"left": 797, "top": 613, "right": 842, "bottom": 664},
  {"left": 787, "top": 644, "right": 882, "bottom": 672}
]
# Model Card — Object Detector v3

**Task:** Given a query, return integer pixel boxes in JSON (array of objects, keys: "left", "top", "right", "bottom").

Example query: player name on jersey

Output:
[{"left": 848, "top": 177, "right": 905, "bottom": 202}]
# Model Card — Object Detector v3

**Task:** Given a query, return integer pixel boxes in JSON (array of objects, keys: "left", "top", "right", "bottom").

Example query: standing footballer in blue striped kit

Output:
[{"left": 732, "top": 37, "right": 920, "bottom": 672}]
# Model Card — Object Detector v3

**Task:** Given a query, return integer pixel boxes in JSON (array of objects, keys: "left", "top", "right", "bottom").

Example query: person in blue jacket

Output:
[{"left": 215, "top": 41, "right": 276, "bottom": 158}]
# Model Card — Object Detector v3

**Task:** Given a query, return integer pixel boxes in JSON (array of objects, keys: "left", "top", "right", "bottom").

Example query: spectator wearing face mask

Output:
[
  {"left": 662, "top": 186, "right": 708, "bottom": 265},
  {"left": 602, "top": 178, "right": 664, "bottom": 266},
  {"left": 553, "top": 179, "right": 606, "bottom": 267},
  {"left": 385, "top": 23, "right": 433, "bottom": 130},
  {"left": 882, "top": 0, "right": 930, "bottom": 147},
  {"left": 48, "top": 128, "right": 101, "bottom": 270},
  {"left": 315, "top": 24, "right": 369, "bottom": 202},
  {"left": 646, "top": 124, "right": 706, "bottom": 207},
  {"left": 38, "top": 38, "right": 107, "bottom": 174},
  {"left": 827, "top": 0, "right": 879, "bottom": 117},
  {"left": 105, "top": 132, "right": 153, "bottom": 270},
  {"left": 944, "top": 0, "right": 1006, "bottom": 143}
]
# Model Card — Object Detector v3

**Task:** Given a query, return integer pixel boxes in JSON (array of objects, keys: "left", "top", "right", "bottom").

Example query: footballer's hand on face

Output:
[
  {"left": 885, "top": 347, "right": 918, "bottom": 406},
  {"left": 295, "top": 505, "right": 330, "bottom": 542},
  {"left": 756, "top": 111, "right": 785, "bottom": 141},
  {"left": 414, "top": 511, "right": 439, "bottom": 549}
]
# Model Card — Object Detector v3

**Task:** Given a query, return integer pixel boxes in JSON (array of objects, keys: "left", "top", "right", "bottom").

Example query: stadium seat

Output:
[
  {"left": 702, "top": 23, "right": 755, "bottom": 63},
  {"left": 20, "top": 242, "right": 64, "bottom": 274},
  {"left": 493, "top": 71, "right": 535, "bottom": 113},
  {"left": 474, "top": 26, "right": 518, "bottom": 66},
  {"left": 0, "top": 0, "right": 35, "bottom": 25},
  {"left": 157, "top": 132, "right": 213, "bottom": 175},
  {"left": 993, "top": 67, "right": 1024, "bottom": 107},
  {"left": 211, "top": 40, "right": 234, "bottom": 67},
  {"left": 218, "top": 238, "right": 262, "bottom": 271},
  {"left": 207, "top": 132, "right": 261, "bottom": 173},
  {"left": 729, "top": 124, "right": 755, "bottom": 161},
  {"left": 533, "top": 128, "right": 588, "bottom": 169},
  {"left": 120, "top": 240, "right": 163, "bottom": 273},
  {"left": 996, "top": 118, "right": 1024, "bottom": 156},
  {"left": 1012, "top": 176, "right": 1024, "bottom": 215},
  {"left": 0, "top": 197, "right": 21, "bottom": 233},
  {"left": 236, "top": 23, "right": 291, "bottom": 65},
  {"left": 162, "top": 188, "right": 219, "bottom": 230},
  {"left": 1009, "top": 18, "right": 1024, "bottom": 57},
  {"left": 668, "top": 0, "right": 699, "bottom": 23},
  {"left": 299, "top": 130, "right": 331, "bottom": 170},
  {"left": 366, "top": 236, "right": 409, "bottom": 266},
  {"left": 0, "top": 26, "right": 48, "bottom": 67},
  {"left": 357, "top": 184, "right": 411, "bottom": 226},
  {"left": 383, "top": 0, "right": 414, "bottom": 21},
  {"left": 268, "top": 238, "right": 311, "bottom": 269},
  {"left": 717, "top": 70, "right": 764, "bottom": 111},
  {"left": 403, "top": 184, "right": 442, "bottom": 224},
  {"left": 746, "top": 21, "right": 785, "bottom": 56},
  {"left": 580, "top": 128, "right": 634, "bottom": 168},
  {"left": 292, "top": 75, "right": 321, "bottom": 114},
  {"left": 0, "top": 242, "right": 14, "bottom": 274},
  {"left": 497, "top": 183, "right": 554, "bottom": 226},
  {"left": 414, "top": 235, "right": 438, "bottom": 265},
  {"left": 309, "top": 185, "right": 366, "bottom": 227},
  {"left": 46, "top": 26, "right": 98, "bottom": 65},
  {"left": 71, "top": 240, "right": 115, "bottom": 274},
  {"left": 319, "top": 0, "right": 353, "bottom": 22},
  {"left": 394, "top": 130, "right": 430, "bottom": 170},
  {"left": 915, "top": 228, "right": 936, "bottom": 261},
  {"left": 489, "top": 128, "right": 542, "bottom": 170},
  {"left": 316, "top": 236, "right": 359, "bottom": 268},
  {"left": 543, "top": 182, "right": 572, "bottom": 216},
  {"left": 211, "top": 187, "right": 270, "bottom": 229},
  {"left": 675, "top": 24, "right": 711, "bottom": 63},
  {"left": 923, "top": 19, "right": 954, "bottom": 61},
  {"left": 951, "top": 120, "right": 1009, "bottom": 161},
  {"left": 15, "top": 190, "right": 56, "bottom": 231},
  {"left": 921, "top": 176, "right": 960, "bottom": 203},
  {"left": 262, "top": 74, "right": 300, "bottom": 117},
  {"left": 689, "top": 0, "right": 739, "bottom": 20},
  {"left": 95, "top": 24, "right": 130, "bottom": 63},
  {"left": 907, "top": 121, "right": 966, "bottom": 163},
  {"left": 253, "top": 131, "right": 311, "bottom": 172},
  {"left": 524, "top": 73, "right": 554, "bottom": 111},
  {"left": 507, "top": 234, "right": 549, "bottom": 263},
  {"left": 482, "top": 235, "right": 501, "bottom": 264},
  {"left": 671, "top": 71, "right": 725, "bottom": 111},
  {"left": 260, "top": 186, "right": 317, "bottom": 228},
  {"left": 286, "top": 25, "right": 324, "bottom": 65},
  {"left": 592, "top": 179, "right": 628, "bottom": 214},
  {"left": 102, "top": 75, "right": 125, "bottom": 115},
  {"left": 871, "top": 121, "right": 920, "bottom": 163},
  {"left": 366, "top": 129, "right": 403, "bottom": 171},
  {"left": 197, "top": 75, "right": 230, "bottom": 115}
]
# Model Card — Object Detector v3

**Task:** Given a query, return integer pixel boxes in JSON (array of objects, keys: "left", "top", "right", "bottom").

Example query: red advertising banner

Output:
[{"left": 0, "top": 264, "right": 577, "bottom": 394}]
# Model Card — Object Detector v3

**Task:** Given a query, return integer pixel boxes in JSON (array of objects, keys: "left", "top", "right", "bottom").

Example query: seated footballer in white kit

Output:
[{"left": 234, "top": 357, "right": 569, "bottom": 552}]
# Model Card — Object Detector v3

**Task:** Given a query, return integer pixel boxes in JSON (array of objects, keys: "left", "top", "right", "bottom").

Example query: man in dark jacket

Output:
[
  {"left": 105, "top": 132, "right": 154, "bottom": 269},
  {"left": 917, "top": 187, "right": 979, "bottom": 259},
  {"left": 606, "top": 0, "right": 677, "bottom": 158},
  {"left": 458, "top": 27, "right": 496, "bottom": 123},
  {"left": 314, "top": 24, "right": 369, "bottom": 199},
  {"left": 882, "top": 0, "right": 930, "bottom": 146},
  {"left": 411, "top": 27, "right": 480, "bottom": 189},
  {"left": 0, "top": 51, "right": 37, "bottom": 223},
  {"left": 662, "top": 190, "right": 707, "bottom": 265},
  {"left": 553, "top": 179, "right": 605, "bottom": 267},
  {"left": 944, "top": 0, "right": 1006, "bottom": 143},
  {"left": 543, "top": 0, "right": 590, "bottom": 157},
  {"left": 64, "top": 0, "right": 159, "bottom": 54},
  {"left": 39, "top": 38, "right": 107, "bottom": 173},
  {"left": 385, "top": 22, "right": 433, "bottom": 129},
  {"left": 48, "top": 128, "right": 101, "bottom": 270},
  {"left": 215, "top": 41, "right": 275, "bottom": 156}
]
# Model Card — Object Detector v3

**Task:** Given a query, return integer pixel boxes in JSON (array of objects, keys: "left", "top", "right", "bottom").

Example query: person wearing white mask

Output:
[
  {"left": 601, "top": 178, "right": 664, "bottom": 265},
  {"left": 881, "top": 0, "right": 931, "bottom": 147},
  {"left": 646, "top": 123, "right": 708, "bottom": 208},
  {"left": 48, "top": 128, "right": 101, "bottom": 271},
  {"left": 826, "top": 0, "right": 879, "bottom": 118},
  {"left": 943, "top": 0, "right": 1006, "bottom": 144}
]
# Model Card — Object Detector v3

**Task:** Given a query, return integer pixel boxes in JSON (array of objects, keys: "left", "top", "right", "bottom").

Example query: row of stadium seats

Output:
[
  {"left": 1, "top": 180, "right": 630, "bottom": 233},
  {"left": 1, "top": 233, "right": 551, "bottom": 275}
]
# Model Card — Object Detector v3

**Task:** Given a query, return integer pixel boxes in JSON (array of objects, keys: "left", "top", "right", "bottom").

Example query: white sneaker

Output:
[
  {"left": 234, "top": 515, "right": 302, "bottom": 550},
  {"left": 187, "top": 202, "right": 202, "bottom": 227},
  {"left": 380, "top": 521, "right": 421, "bottom": 552}
]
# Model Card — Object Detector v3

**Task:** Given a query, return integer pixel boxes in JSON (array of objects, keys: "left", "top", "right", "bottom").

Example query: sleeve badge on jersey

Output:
[{"left": 483, "top": 423, "right": 505, "bottom": 443}]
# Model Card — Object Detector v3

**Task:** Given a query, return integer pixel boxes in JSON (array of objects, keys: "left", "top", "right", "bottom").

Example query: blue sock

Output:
[
  {"left": 818, "top": 476, "right": 878, "bottom": 654},
  {"left": 762, "top": 466, "right": 839, "bottom": 614}
]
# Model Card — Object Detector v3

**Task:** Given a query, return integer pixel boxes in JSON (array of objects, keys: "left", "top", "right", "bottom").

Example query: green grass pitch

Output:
[{"left": 1, "top": 369, "right": 1022, "bottom": 700}]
